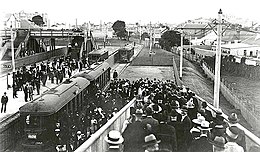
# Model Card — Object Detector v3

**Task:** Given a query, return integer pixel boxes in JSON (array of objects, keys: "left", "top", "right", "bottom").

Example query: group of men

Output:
[
  {"left": 11, "top": 56, "right": 83, "bottom": 102},
  {"left": 102, "top": 78, "right": 248, "bottom": 152}
]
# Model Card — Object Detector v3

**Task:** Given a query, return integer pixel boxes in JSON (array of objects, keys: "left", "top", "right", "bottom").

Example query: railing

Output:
[
  {"left": 201, "top": 62, "right": 260, "bottom": 150},
  {"left": 30, "top": 29, "right": 84, "bottom": 37},
  {"left": 75, "top": 97, "right": 135, "bottom": 152}
]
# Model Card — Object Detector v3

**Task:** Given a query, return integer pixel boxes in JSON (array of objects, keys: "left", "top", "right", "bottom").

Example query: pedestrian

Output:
[
  {"left": 23, "top": 83, "right": 29, "bottom": 102},
  {"left": 208, "top": 136, "right": 226, "bottom": 152},
  {"left": 224, "top": 126, "right": 244, "bottom": 152},
  {"left": 28, "top": 82, "right": 34, "bottom": 101},
  {"left": 143, "top": 134, "right": 161, "bottom": 152},
  {"left": 1, "top": 92, "right": 8, "bottom": 113},
  {"left": 113, "top": 70, "right": 118, "bottom": 80},
  {"left": 104, "top": 130, "right": 124, "bottom": 152}
]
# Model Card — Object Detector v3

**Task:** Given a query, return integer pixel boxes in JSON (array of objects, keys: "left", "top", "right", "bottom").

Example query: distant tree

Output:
[
  {"left": 159, "top": 30, "right": 190, "bottom": 51},
  {"left": 112, "top": 20, "right": 127, "bottom": 39},
  {"left": 32, "top": 15, "right": 44, "bottom": 26},
  {"left": 141, "top": 32, "right": 150, "bottom": 40}
]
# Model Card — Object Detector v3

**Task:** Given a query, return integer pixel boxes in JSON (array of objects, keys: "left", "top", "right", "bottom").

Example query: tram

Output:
[
  {"left": 19, "top": 62, "right": 111, "bottom": 151},
  {"left": 88, "top": 48, "right": 109, "bottom": 65},
  {"left": 117, "top": 44, "right": 134, "bottom": 63}
]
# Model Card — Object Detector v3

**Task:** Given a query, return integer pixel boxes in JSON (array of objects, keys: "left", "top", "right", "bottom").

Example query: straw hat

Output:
[
  {"left": 143, "top": 134, "right": 161, "bottom": 148},
  {"left": 104, "top": 130, "right": 124, "bottom": 145},
  {"left": 192, "top": 116, "right": 205, "bottom": 125},
  {"left": 135, "top": 109, "right": 144, "bottom": 116},
  {"left": 199, "top": 120, "right": 211, "bottom": 130}
]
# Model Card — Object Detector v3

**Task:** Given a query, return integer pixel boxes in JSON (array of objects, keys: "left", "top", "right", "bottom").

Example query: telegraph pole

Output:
[
  {"left": 11, "top": 24, "right": 15, "bottom": 94},
  {"left": 213, "top": 9, "right": 223, "bottom": 109},
  {"left": 179, "top": 29, "right": 183, "bottom": 79}
]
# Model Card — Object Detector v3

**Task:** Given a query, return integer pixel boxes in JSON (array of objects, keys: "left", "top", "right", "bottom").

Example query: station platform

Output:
[{"left": 0, "top": 43, "right": 144, "bottom": 123}]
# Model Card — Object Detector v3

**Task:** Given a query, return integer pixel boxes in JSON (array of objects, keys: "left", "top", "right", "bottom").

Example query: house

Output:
[{"left": 212, "top": 42, "right": 260, "bottom": 58}]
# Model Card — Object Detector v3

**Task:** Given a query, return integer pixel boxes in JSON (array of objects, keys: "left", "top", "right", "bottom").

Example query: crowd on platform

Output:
[
  {"left": 11, "top": 56, "right": 84, "bottom": 102},
  {"left": 54, "top": 77, "right": 139, "bottom": 151},
  {"left": 102, "top": 78, "right": 249, "bottom": 152}
]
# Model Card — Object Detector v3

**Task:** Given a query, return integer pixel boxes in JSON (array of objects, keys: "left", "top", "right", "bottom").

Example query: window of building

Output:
[
  {"left": 250, "top": 51, "right": 253, "bottom": 57},
  {"left": 244, "top": 50, "right": 247, "bottom": 56}
]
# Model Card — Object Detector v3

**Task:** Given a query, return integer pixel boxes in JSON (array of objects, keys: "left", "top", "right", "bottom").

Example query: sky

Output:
[{"left": 1, "top": 0, "right": 260, "bottom": 25}]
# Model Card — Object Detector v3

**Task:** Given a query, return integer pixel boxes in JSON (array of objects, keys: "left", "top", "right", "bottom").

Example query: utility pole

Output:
[
  {"left": 213, "top": 9, "right": 223, "bottom": 109},
  {"left": 179, "top": 29, "right": 183, "bottom": 79},
  {"left": 11, "top": 24, "right": 15, "bottom": 93}
]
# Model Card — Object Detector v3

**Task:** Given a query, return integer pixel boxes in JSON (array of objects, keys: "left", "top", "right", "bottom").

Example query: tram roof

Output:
[
  {"left": 73, "top": 62, "right": 110, "bottom": 81},
  {"left": 19, "top": 77, "right": 90, "bottom": 116}
]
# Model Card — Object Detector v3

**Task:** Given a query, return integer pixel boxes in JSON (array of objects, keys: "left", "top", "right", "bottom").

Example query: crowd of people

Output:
[
  {"left": 11, "top": 56, "right": 84, "bottom": 102},
  {"left": 101, "top": 78, "right": 249, "bottom": 152},
  {"left": 54, "top": 78, "right": 136, "bottom": 151}
]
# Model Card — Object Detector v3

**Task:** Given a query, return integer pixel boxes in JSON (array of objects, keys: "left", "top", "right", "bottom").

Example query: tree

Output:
[
  {"left": 32, "top": 15, "right": 44, "bottom": 26},
  {"left": 112, "top": 20, "right": 127, "bottom": 39},
  {"left": 159, "top": 30, "right": 190, "bottom": 51}
]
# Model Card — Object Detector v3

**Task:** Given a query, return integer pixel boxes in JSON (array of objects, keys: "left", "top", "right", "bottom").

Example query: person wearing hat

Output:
[
  {"left": 189, "top": 120, "right": 212, "bottom": 152},
  {"left": 143, "top": 134, "right": 160, "bottom": 152},
  {"left": 227, "top": 113, "right": 246, "bottom": 151},
  {"left": 104, "top": 130, "right": 124, "bottom": 152},
  {"left": 122, "top": 108, "right": 149, "bottom": 152},
  {"left": 224, "top": 126, "right": 244, "bottom": 152},
  {"left": 142, "top": 106, "right": 159, "bottom": 132},
  {"left": 178, "top": 105, "right": 192, "bottom": 152},
  {"left": 150, "top": 103, "right": 162, "bottom": 121},
  {"left": 152, "top": 113, "right": 177, "bottom": 152},
  {"left": 199, "top": 101, "right": 213, "bottom": 122},
  {"left": 191, "top": 115, "right": 205, "bottom": 140},
  {"left": 208, "top": 136, "right": 226, "bottom": 152},
  {"left": 1, "top": 92, "right": 8, "bottom": 113}
]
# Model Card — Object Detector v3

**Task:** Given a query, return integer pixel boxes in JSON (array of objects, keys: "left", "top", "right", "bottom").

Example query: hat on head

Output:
[
  {"left": 215, "top": 109, "right": 223, "bottom": 115},
  {"left": 135, "top": 109, "right": 144, "bottom": 116},
  {"left": 226, "top": 126, "right": 239, "bottom": 140},
  {"left": 186, "top": 101, "right": 195, "bottom": 109},
  {"left": 199, "top": 120, "right": 211, "bottom": 130},
  {"left": 143, "top": 134, "right": 161, "bottom": 148},
  {"left": 228, "top": 113, "right": 239, "bottom": 124},
  {"left": 149, "top": 104, "right": 162, "bottom": 113},
  {"left": 209, "top": 136, "right": 226, "bottom": 149},
  {"left": 104, "top": 130, "right": 124, "bottom": 145},
  {"left": 192, "top": 116, "right": 205, "bottom": 125}
]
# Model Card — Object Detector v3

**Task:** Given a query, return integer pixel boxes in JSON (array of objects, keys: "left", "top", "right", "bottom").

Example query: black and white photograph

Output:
[{"left": 0, "top": 0, "right": 260, "bottom": 151}]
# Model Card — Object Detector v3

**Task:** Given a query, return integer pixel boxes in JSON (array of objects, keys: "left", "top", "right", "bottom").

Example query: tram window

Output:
[{"left": 26, "top": 115, "right": 41, "bottom": 128}]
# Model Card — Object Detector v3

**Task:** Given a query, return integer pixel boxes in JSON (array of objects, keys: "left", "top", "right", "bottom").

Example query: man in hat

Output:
[
  {"left": 142, "top": 106, "right": 159, "bottom": 132},
  {"left": 200, "top": 101, "right": 213, "bottom": 122},
  {"left": 105, "top": 130, "right": 124, "bottom": 152},
  {"left": 122, "top": 109, "right": 149, "bottom": 152},
  {"left": 1, "top": 92, "right": 8, "bottom": 113},
  {"left": 178, "top": 105, "right": 192, "bottom": 152},
  {"left": 227, "top": 113, "right": 246, "bottom": 151},
  {"left": 153, "top": 113, "right": 177, "bottom": 152},
  {"left": 143, "top": 134, "right": 160, "bottom": 152},
  {"left": 224, "top": 126, "right": 244, "bottom": 152},
  {"left": 189, "top": 120, "right": 212, "bottom": 152},
  {"left": 209, "top": 136, "right": 226, "bottom": 152}
]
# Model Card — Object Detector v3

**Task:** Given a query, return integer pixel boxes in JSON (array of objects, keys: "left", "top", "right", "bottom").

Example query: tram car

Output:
[
  {"left": 19, "top": 62, "right": 110, "bottom": 151},
  {"left": 88, "top": 48, "right": 109, "bottom": 65},
  {"left": 117, "top": 44, "right": 134, "bottom": 63}
]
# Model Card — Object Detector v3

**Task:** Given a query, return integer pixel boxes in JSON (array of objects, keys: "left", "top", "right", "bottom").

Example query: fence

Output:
[
  {"left": 75, "top": 97, "right": 135, "bottom": 152},
  {"left": 202, "top": 62, "right": 260, "bottom": 149}
]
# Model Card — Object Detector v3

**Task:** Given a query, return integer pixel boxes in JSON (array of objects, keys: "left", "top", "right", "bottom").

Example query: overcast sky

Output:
[{"left": 1, "top": 0, "right": 260, "bottom": 25}]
